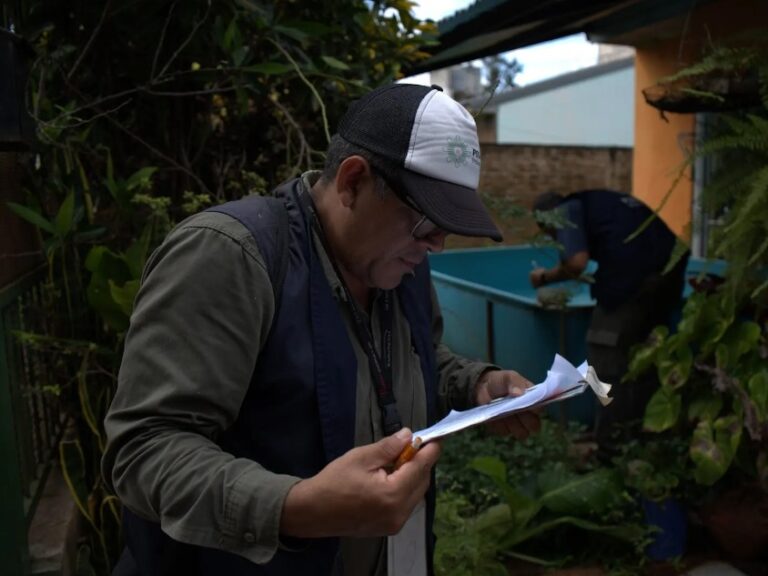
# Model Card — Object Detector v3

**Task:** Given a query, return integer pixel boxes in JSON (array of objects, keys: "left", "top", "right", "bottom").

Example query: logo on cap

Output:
[{"left": 445, "top": 136, "right": 470, "bottom": 168}]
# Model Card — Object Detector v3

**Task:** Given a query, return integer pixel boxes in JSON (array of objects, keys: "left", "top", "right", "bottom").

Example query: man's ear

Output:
[{"left": 336, "top": 156, "right": 370, "bottom": 208}]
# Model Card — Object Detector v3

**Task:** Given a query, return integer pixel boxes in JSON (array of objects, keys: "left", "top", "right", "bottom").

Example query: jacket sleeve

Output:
[
  {"left": 429, "top": 281, "right": 498, "bottom": 415},
  {"left": 102, "top": 212, "right": 300, "bottom": 565}
]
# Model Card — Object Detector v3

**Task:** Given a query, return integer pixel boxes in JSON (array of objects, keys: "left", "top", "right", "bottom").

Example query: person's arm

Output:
[
  {"left": 103, "top": 213, "right": 300, "bottom": 564},
  {"left": 430, "top": 282, "right": 541, "bottom": 439},
  {"left": 529, "top": 250, "right": 589, "bottom": 287},
  {"left": 530, "top": 198, "right": 590, "bottom": 288}
]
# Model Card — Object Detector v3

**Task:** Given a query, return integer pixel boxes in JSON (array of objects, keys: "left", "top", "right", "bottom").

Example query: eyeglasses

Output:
[
  {"left": 371, "top": 168, "right": 445, "bottom": 241},
  {"left": 409, "top": 213, "right": 444, "bottom": 241}
]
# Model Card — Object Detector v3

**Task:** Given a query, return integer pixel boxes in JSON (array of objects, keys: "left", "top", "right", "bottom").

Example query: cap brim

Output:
[{"left": 396, "top": 169, "right": 503, "bottom": 242}]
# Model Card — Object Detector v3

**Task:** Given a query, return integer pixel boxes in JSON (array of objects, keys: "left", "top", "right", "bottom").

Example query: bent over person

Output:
[
  {"left": 103, "top": 83, "right": 541, "bottom": 576},
  {"left": 529, "top": 189, "right": 689, "bottom": 445}
]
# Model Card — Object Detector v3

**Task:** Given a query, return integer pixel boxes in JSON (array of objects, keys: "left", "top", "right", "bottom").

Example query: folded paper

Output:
[{"left": 413, "top": 354, "right": 612, "bottom": 445}]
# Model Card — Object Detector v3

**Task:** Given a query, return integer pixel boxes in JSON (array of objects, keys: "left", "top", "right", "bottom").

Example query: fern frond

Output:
[
  {"left": 662, "top": 238, "right": 692, "bottom": 275},
  {"left": 747, "top": 234, "right": 768, "bottom": 267},
  {"left": 701, "top": 162, "right": 755, "bottom": 211},
  {"left": 680, "top": 88, "right": 725, "bottom": 102},
  {"left": 751, "top": 277, "right": 768, "bottom": 300},
  {"left": 662, "top": 46, "right": 756, "bottom": 83},
  {"left": 749, "top": 163, "right": 768, "bottom": 197},
  {"left": 759, "top": 65, "right": 768, "bottom": 108},
  {"left": 697, "top": 133, "right": 768, "bottom": 155}
]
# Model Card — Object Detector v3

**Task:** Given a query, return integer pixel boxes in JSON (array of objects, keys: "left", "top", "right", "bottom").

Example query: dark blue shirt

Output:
[{"left": 556, "top": 190, "right": 678, "bottom": 309}]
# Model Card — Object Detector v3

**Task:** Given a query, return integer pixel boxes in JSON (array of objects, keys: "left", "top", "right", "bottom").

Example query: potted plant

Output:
[{"left": 613, "top": 436, "right": 691, "bottom": 561}]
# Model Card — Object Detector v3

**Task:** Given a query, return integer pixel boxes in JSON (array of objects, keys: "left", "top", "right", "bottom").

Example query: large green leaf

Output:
[
  {"left": 274, "top": 24, "right": 309, "bottom": 43},
  {"left": 55, "top": 191, "right": 75, "bottom": 236},
  {"left": 717, "top": 321, "right": 762, "bottom": 369},
  {"left": 232, "top": 45, "right": 250, "bottom": 67},
  {"left": 538, "top": 467, "right": 622, "bottom": 516},
  {"left": 109, "top": 279, "right": 140, "bottom": 317},
  {"left": 7, "top": 201, "right": 56, "bottom": 233},
  {"left": 85, "top": 246, "right": 132, "bottom": 283},
  {"left": 748, "top": 371, "right": 768, "bottom": 420},
  {"left": 688, "top": 391, "right": 723, "bottom": 422},
  {"left": 100, "top": 495, "right": 123, "bottom": 567},
  {"left": 470, "top": 456, "right": 506, "bottom": 485},
  {"left": 644, "top": 387, "right": 681, "bottom": 432},
  {"left": 470, "top": 457, "right": 539, "bottom": 529},
  {"left": 277, "top": 20, "right": 332, "bottom": 36},
  {"left": 322, "top": 55, "right": 350, "bottom": 70},
  {"left": 74, "top": 226, "right": 108, "bottom": 242},
  {"left": 222, "top": 16, "right": 243, "bottom": 52},
  {"left": 690, "top": 417, "right": 741, "bottom": 485},
  {"left": 657, "top": 345, "right": 693, "bottom": 389},
  {"left": 695, "top": 295, "right": 733, "bottom": 355},
  {"left": 60, "top": 440, "right": 94, "bottom": 525},
  {"left": 626, "top": 325, "right": 668, "bottom": 381},
  {"left": 125, "top": 166, "right": 158, "bottom": 192},
  {"left": 86, "top": 273, "right": 131, "bottom": 332},
  {"left": 473, "top": 502, "right": 512, "bottom": 532},
  {"left": 504, "top": 515, "right": 645, "bottom": 549},
  {"left": 123, "top": 224, "right": 152, "bottom": 279}
]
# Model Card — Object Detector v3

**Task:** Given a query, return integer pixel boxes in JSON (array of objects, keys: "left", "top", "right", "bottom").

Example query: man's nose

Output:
[{"left": 421, "top": 231, "right": 447, "bottom": 253}]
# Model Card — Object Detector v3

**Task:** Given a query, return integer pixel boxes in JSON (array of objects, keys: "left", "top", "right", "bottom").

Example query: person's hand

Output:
[
  {"left": 474, "top": 370, "right": 541, "bottom": 438},
  {"left": 530, "top": 267, "right": 549, "bottom": 288},
  {"left": 280, "top": 428, "right": 440, "bottom": 538}
]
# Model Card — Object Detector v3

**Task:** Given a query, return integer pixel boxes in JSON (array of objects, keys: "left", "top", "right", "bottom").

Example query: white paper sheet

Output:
[{"left": 413, "top": 354, "right": 612, "bottom": 445}]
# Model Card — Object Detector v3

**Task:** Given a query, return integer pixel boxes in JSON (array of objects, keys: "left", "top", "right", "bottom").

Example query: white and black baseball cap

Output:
[{"left": 337, "top": 83, "right": 502, "bottom": 241}]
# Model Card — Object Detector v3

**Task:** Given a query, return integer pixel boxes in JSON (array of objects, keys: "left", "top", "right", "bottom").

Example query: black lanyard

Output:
[{"left": 297, "top": 188, "right": 403, "bottom": 435}]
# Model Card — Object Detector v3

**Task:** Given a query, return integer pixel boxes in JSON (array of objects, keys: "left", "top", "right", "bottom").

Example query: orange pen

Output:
[{"left": 394, "top": 436, "right": 423, "bottom": 470}]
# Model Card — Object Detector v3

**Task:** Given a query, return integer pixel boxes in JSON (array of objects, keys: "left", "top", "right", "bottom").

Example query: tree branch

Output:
[
  {"left": 156, "top": 0, "right": 211, "bottom": 79},
  {"left": 268, "top": 37, "right": 331, "bottom": 145},
  {"left": 68, "top": 0, "right": 114, "bottom": 80}
]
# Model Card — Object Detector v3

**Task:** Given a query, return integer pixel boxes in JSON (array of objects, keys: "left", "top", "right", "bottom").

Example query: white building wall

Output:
[{"left": 496, "top": 65, "right": 634, "bottom": 147}]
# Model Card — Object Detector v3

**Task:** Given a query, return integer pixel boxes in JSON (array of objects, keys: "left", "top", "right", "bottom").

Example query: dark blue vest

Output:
[{"left": 121, "top": 177, "right": 438, "bottom": 575}]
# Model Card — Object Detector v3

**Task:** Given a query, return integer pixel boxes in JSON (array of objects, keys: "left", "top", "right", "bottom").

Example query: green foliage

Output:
[
  {"left": 433, "top": 492, "right": 509, "bottom": 576},
  {"left": 434, "top": 452, "right": 648, "bottom": 573},
  {"left": 612, "top": 436, "right": 690, "bottom": 503},
  {"left": 627, "top": 289, "right": 767, "bottom": 489},
  {"left": 434, "top": 420, "right": 651, "bottom": 573},
  {"left": 627, "top": 34, "right": 768, "bottom": 496},
  {"left": 436, "top": 419, "right": 590, "bottom": 512}
]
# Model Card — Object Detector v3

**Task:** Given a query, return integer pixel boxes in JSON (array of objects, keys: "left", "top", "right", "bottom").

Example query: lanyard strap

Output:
[{"left": 297, "top": 188, "right": 403, "bottom": 435}]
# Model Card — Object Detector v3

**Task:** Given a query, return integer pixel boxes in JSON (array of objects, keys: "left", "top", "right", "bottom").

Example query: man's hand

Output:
[
  {"left": 529, "top": 267, "right": 549, "bottom": 288},
  {"left": 280, "top": 428, "right": 440, "bottom": 539},
  {"left": 475, "top": 370, "right": 541, "bottom": 438}
]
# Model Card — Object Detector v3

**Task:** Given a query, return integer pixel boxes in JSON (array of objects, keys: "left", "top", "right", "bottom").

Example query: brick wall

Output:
[{"left": 446, "top": 144, "right": 633, "bottom": 248}]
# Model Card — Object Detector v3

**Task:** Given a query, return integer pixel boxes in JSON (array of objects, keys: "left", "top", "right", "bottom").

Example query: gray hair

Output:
[{"left": 321, "top": 135, "right": 390, "bottom": 198}]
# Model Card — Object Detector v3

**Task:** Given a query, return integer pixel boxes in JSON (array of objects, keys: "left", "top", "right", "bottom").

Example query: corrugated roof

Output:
[{"left": 406, "top": 0, "right": 715, "bottom": 75}]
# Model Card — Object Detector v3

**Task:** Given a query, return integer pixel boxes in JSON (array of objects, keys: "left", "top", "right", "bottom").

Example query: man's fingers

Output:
[
  {"left": 518, "top": 411, "right": 542, "bottom": 434},
  {"left": 359, "top": 428, "right": 413, "bottom": 467},
  {"left": 487, "top": 411, "right": 541, "bottom": 439},
  {"left": 484, "top": 371, "right": 533, "bottom": 399}
]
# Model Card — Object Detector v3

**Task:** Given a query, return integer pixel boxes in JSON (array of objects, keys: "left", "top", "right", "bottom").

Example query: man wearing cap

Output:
[{"left": 103, "top": 84, "right": 540, "bottom": 576}]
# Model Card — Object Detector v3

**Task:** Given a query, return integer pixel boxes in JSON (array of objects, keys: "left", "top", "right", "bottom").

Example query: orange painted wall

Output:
[
  {"left": 631, "top": 0, "right": 768, "bottom": 239},
  {"left": 633, "top": 47, "right": 694, "bottom": 239}
]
